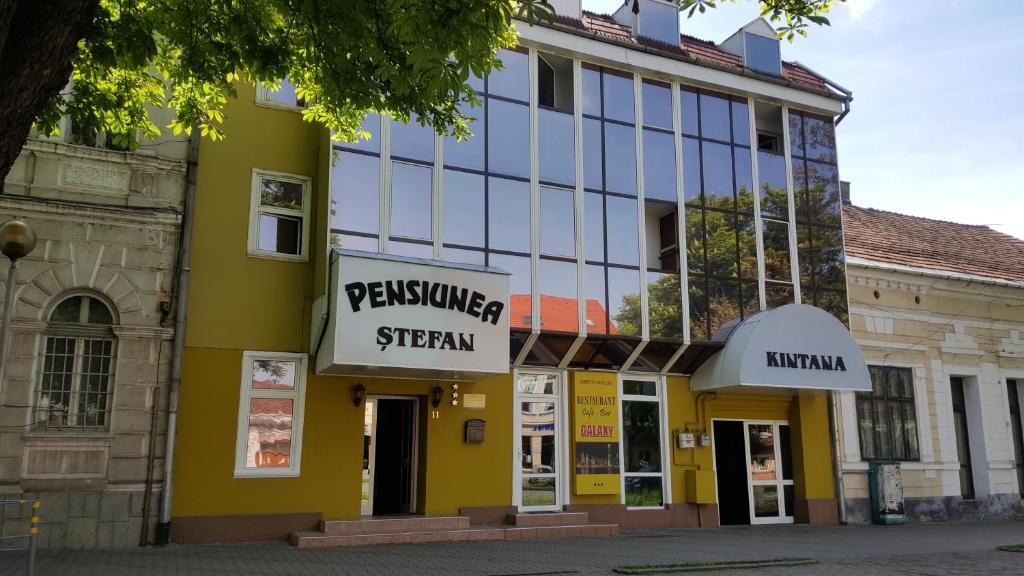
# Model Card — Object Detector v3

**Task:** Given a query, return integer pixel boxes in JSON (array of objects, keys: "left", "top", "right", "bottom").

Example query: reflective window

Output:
[
  {"left": 539, "top": 259, "right": 579, "bottom": 333},
  {"left": 606, "top": 196, "right": 639, "bottom": 266},
  {"left": 488, "top": 177, "right": 530, "bottom": 253},
  {"left": 735, "top": 147, "right": 754, "bottom": 211},
  {"left": 758, "top": 151, "right": 788, "bottom": 219},
  {"left": 337, "top": 113, "right": 381, "bottom": 153},
  {"left": 763, "top": 219, "right": 792, "bottom": 282},
  {"left": 585, "top": 264, "right": 607, "bottom": 334},
  {"left": 540, "top": 186, "right": 576, "bottom": 257},
  {"left": 584, "top": 192, "right": 605, "bottom": 262},
  {"left": 604, "top": 123, "right": 637, "bottom": 195},
  {"left": 539, "top": 108, "right": 575, "bottom": 186},
  {"left": 490, "top": 253, "right": 531, "bottom": 330},
  {"left": 642, "top": 129, "right": 676, "bottom": 202},
  {"left": 682, "top": 137, "right": 701, "bottom": 204},
  {"left": 642, "top": 80, "right": 672, "bottom": 130},
  {"left": 443, "top": 247, "right": 485, "bottom": 266},
  {"left": 489, "top": 48, "right": 529, "bottom": 101},
  {"left": 488, "top": 99, "right": 530, "bottom": 178},
  {"left": 744, "top": 33, "right": 782, "bottom": 76},
  {"left": 442, "top": 170, "right": 485, "bottom": 248},
  {"left": 390, "top": 114, "right": 435, "bottom": 162},
  {"left": 582, "top": 66, "right": 601, "bottom": 116},
  {"left": 443, "top": 101, "right": 484, "bottom": 170},
  {"left": 602, "top": 71, "right": 635, "bottom": 123},
  {"left": 583, "top": 118, "right": 603, "bottom": 190},
  {"left": 704, "top": 210, "right": 737, "bottom": 278},
  {"left": 607, "top": 267, "right": 641, "bottom": 337},
  {"left": 390, "top": 162, "right": 432, "bottom": 240},
  {"left": 388, "top": 240, "right": 433, "bottom": 259},
  {"left": 701, "top": 142, "right": 734, "bottom": 209},
  {"left": 699, "top": 93, "right": 731, "bottom": 142},
  {"left": 804, "top": 161, "right": 841, "bottom": 226},
  {"left": 647, "top": 270, "right": 683, "bottom": 339},
  {"left": 331, "top": 152, "right": 379, "bottom": 235},
  {"left": 336, "top": 234, "right": 378, "bottom": 252},
  {"left": 731, "top": 101, "right": 750, "bottom": 146},
  {"left": 680, "top": 90, "right": 699, "bottom": 136}
]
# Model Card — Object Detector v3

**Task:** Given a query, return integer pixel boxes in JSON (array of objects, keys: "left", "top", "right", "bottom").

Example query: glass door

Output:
[
  {"left": 361, "top": 399, "right": 377, "bottom": 516},
  {"left": 517, "top": 373, "right": 561, "bottom": 512},
  {"left": 744, "top": 422, "right": 794, "bottom": 524}
]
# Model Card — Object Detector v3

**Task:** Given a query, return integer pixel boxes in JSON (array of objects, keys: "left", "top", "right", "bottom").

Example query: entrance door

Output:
[
  {"left": 362, "top": 396, "right": 418, "bottom": 516},
  {"left": 1008, "top": 380, "right": 1024, "bottom": 497},
  {"left": 713, "top": 421, "right": 750, "bottom": 525},
  {"left": 951, "top": 378, "right": 976, "bottom": 500},
  {"left": 517, "top": 373, "right": 562, "bottom": 512},
  {"left": 744, "top": 422, "right": 794, "bottom": 524}
]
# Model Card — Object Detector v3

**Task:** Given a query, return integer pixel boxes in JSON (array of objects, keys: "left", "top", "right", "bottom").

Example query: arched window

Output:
[{"left": 33, "top": 294, "right": 116, "bottom": 430}]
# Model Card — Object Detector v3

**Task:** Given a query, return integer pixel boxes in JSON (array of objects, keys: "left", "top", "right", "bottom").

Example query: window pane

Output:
[
  {"left": 752, "top": 485, "right": 780, "bottom": 517},
  {"left": 521, "top": 401, "right": 557, "bottom": 472},
  {"left": 642, "top": 80, "right": 672, "bottom": 129},
  {"left": 607, "top": 267, "right": 641, "bottom": 337},
  {"left": 522, "top": 478, "right": 556, "bottom": 507},
  {"left": 684, "top": 206, "right": 705, "bottom": 274},
  {"left": 540, "top": 186, "right": 576, "bottom": 257},
  {"left": 623, "top": 400, "right": 661, "bottom": 473},
  {"left": 51, "top": 298, "right": 82, "bottom": 323},
  {"left": 779, "top": 425, "right": 793, "bottom": 480},
  {"left": 857, "top": 396, "right": 876, "bottom": 459},
  {"left": 338, "top": 113, "right": 381, "bottom": 153},
  {"left": 252, "top": 360, "right": 297, "bottom": 390},
  {"left": 442, "top": 247, "right": 485, "bottom": 266},
  {"left": 623, "top": 380, "right": 657, "bottom": 396},
  {"left": 605, "top": 195, "right": 639, "bottom": 266},
  {"left": 488, "top": 177, "right": 530, "bottom": 253},
  {"left": 333, "top": 233, "right": 378, "bottom": 252},
  {"left": 731, "top": 100, "right": 750, "bottom": 145},
  {"left": 491, "top": 253, "right": 531, "bottom": 330},
  {"left": 765, "top": 282, "right": 794, "bottom": 308},
  {"left": 583, "top": 118, "right": 603, "bottom": 190},
  {"left": 734, "top": 147, "right": 754, "bottom": 213},
  {"left": 757, "top": 151, "right": 788, "bottom": 219},
  {"left": 744, "top": 33, "right": 781, "bottom": 76},
  {"left": 246, "top": 398, "right": 293, "bottom": 468},
  {"left": 803, "top": 116, "right": 837, "bottom": 163},
  {"left": 539, "top": 259, "right": 578, "bottom": 333},
  {"left": 260, "top": 178, "right": 303, "bottom": 210},
  {"left": 737, "top": 214, "right": 757, "bottom": 280},
  {"left": 762, "top": 220, "right": 791, "bottom": 282},
  {"left": 642, "top": 129, "right": 676, "bottom": 202},
  {"left": 749, "top": 424, "right": 776, "bottom": 481},
  {"left": 806, "top": 161, "right": 841, "bottom": 226},
  {"left": 85, "top": 298, "right": 113, "bottom": 325},
  {"left": 904, "top": 402, "right": 920, "bottom": 459},
  {"left": 647, "top": 271, "right": 683, "bottom": 340},
  {"left": 489, "top": 48, "right": 529, "bottom": 101},
  {"left": 582, "top": 65, "right": 601, "bottom": 116},
  {"left": 602, "top": 70, "right": 635, "bottom": 123},
  {"left": 517, "top": 373, "right": 557, "bottom": 394},
  {"left": 701, "top": 141, "right": 734, "bottom": 210},
  {"left": 625, "top": 476, "right": 663, "bottom": 507},
  {"left": 388, "top": 240, "right": 433, "bottom": 259},
  {"left": 699, "top": 93, "right": 730, "bottom": 142},
  {"left": 390, "top": 114, "right": 435, "bottom": 162},
  {"left": 688, "top": 274, "right": 708, "bottom": 341},
  {"left": 331, "top": 152, "right": 379, "bottom": 234},
  {"left": 443, "top": 170, "right": 485, "bottom": 248},
  {"left": 391, "top": 162, "right": 432, "bottom": 240},
  {"left": 259, "top": 214, "right": 300, "bottom": 254},
  {"left": 680, "top": 89, "right": 698, "bottom": 136},
  {"left": 539, "top": 108, "right": 575, "bottom": 186},
  {"left": 813, "top": 226, "right": 846, "bottom": 289},
  {"left": 443, "top": 101, "right": 484, "bottom": 170},
  {"left": 264, "top": 78, "right": 299, "bottom": 107},
  {"left": 488, "top": 99, "right": 530, "bottom": 178},
  {"left": 604, "top": 123, "right": 637, "bottom": 195},
  {"left": 584, "top": 192, "right": 605, "bottom": 262},
  {"left": 888, "top": 367, "right": 912, "bottom": 399},
  {"left": 707, "top": 279, "right": 740, "bottom": 336},
  {"left": 703, "top": 209, "right": 737, "bottom": 278},
  {"left": 788, "top": 112, "right": 804, "bottom": 158},
  {"left": 585, "top": 264, "right": 607, "bottom": 335},
  {"left": 682, "top": 137, "right": 701, "bottom": 204}
]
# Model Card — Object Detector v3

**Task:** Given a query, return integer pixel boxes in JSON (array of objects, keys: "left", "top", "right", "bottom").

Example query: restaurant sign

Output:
[
  {"left": 316, "top": 250, "right": 510, "bottom": 379},
  {"left": 573, "top": 372, "right": 620, "bottom": 495}
]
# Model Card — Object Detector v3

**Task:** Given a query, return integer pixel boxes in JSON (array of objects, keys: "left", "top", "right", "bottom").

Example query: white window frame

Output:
[
  {"left": 255, "top": 78, "right": 305, "bottom": 111},
  {"left": 234, "top": 351, "right": 308, "bottom": 478},
  {"left": 619, "top": 374, "right": 670, "bottom": 509},
  {"left": 248, "top": 169, "right": 312, "bottom": 262},
  {"left": 744, "top": 420, "right": 794, "bottom": 525},
  {"left": 512, "top": 368, "right": 570, "bottom": 512}
]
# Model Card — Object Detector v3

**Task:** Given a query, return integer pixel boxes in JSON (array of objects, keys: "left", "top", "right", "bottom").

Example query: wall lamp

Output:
[
  {"left": 352, "top": 383, "right": 366, "bottom": 407},
  {"left": 431, "top": 385, "right": 444, "bottom": 408}
]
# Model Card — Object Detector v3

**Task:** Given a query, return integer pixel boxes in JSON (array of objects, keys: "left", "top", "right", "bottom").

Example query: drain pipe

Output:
[
  {"left": 156, "top": 124, "right": 200, "bottom": 544},
  {"left": 828, "top": 390, "right": 847, "bottom": 524},
  {"left": 792, "top": 61, "right": 854, "bottom": 125}
]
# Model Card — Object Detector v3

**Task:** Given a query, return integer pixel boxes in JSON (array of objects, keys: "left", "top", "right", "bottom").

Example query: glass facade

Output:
[{"left": 328, "top": 46, "right": 849, "bottom": 371}]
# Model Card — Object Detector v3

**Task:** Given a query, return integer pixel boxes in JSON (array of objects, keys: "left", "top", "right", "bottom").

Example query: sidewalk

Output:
[{"left": 2, "top": 520, "right": 1023, "bottom": 576}]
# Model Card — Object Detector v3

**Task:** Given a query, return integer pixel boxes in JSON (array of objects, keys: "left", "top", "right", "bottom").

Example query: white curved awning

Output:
[{"left": 690, "top": 303, "right": 871, "bottom": 392}]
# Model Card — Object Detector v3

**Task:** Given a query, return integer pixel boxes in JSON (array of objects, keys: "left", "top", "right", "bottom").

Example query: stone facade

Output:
[
  {"left": 0, "top": 134, "right": 186, "bottom": 548},
  {"left": 839, "top": 259, "right": 1024, "bottom": 522}
]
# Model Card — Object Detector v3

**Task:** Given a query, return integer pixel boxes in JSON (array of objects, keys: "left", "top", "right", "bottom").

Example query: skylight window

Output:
[{"left": 744, "top": 32, "right": 782, "bottom": 76}]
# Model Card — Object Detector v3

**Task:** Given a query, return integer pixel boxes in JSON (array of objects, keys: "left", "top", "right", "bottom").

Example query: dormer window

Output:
[{"left": 744, "top": 32, "right": 782, "bottom": 76}]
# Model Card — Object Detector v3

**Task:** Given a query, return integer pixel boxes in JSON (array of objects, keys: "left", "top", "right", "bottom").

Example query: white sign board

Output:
[
  {"left": 690, "top": 303, "right": 871, "bottom": 392},
  {"left": 317, "top": 250, "right": 510, "bottom": 379}
]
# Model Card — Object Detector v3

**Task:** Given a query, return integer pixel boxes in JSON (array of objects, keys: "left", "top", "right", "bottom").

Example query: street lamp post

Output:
[{"left": 0, "top": 220, "right": 37, "bottom": 394}]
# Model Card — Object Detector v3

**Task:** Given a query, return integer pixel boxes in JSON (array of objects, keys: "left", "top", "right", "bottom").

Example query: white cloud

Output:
[{"left": 845, "top": 0, "right": 879, "bottom": 19}]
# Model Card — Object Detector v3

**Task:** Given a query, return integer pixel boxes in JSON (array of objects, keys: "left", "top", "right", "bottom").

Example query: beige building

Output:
[
  {"left": 838, "top": 204, "right": 1024, "bottom": 522},
  {"left": 0, "top": 124, "right": 187, "bottom": 547}
]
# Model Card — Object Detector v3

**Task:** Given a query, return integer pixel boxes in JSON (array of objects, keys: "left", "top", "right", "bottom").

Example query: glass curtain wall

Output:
[
  {"left": 791, "top": 112, "right": 848, "bottom": 324},
  {"left": 682, "top": 89, "right": 759, "bottom": 341}
]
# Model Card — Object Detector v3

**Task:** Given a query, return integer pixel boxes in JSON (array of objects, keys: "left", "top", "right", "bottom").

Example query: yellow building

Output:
[{"left": 165, "top": 3, "right": 868, "bottom": 545}]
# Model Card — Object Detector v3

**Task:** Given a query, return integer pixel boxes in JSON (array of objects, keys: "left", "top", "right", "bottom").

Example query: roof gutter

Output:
[
  {"left": 846, "top": 255, "right": 1024, "bottom": 290},
  {"left": 792, "top": 60, "right": 854, "bottom": 124}
]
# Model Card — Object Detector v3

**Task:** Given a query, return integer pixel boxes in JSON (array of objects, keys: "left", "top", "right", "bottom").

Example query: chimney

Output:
[{"left": 840, "top": 180, "right": 851, "bottom": 205}]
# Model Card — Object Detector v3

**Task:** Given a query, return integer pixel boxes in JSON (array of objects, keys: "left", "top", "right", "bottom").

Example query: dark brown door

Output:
[
  {"left": 373, "top": 398, "right": 416, "bottom": 515},
  {"left": 714, "top": 421, "right": 751, "bottom": 525},
  {"left": 950, "top": 378, "right": 975, "bottom": 500}
]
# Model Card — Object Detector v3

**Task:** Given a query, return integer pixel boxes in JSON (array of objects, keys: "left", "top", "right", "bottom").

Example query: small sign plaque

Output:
[
  {"left": 465, "top": 419, "right": 485, "bottom": 443},
  {"left": 463, "top": 393, "right": 486, "bottom": 409}
]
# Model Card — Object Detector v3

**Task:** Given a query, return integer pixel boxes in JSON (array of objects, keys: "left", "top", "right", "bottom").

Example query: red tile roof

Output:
[
  {"left": 509, "top": 294, "right": 619, "bottom": 334},
  {"left": 549, "top": 11, "right": 830, "bottom": 94},
  {"left": 843, "top": 205, "right": 1024, "bottom": 284}
]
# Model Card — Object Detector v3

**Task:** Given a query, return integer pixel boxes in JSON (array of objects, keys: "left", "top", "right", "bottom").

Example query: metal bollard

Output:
[{"left": 0, "top": 498, "right": 39, "bottom": 576}]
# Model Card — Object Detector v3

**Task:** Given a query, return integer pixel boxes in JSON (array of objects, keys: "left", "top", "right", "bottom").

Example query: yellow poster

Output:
[{"left": 573, "top": 372, "right": 620, "bottom": 494}]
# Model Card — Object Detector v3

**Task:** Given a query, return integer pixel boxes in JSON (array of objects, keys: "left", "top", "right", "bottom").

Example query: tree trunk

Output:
[{"left": 0, "top": 0, "right": 99, "bottom": 191}]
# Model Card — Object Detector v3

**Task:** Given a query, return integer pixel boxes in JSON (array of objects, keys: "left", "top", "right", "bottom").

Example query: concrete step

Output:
[
  {"left": 291, "top": 522, "right": 619, "bottom": 548},
  {"left": 505, "top": 512, "right": 590, "bottom": 527},
  {"left": 321, "top": 515, "right": 470, "bottom": 535}
]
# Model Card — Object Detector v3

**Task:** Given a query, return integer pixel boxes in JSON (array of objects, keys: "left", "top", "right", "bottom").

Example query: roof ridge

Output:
[{"left": 848, "top": 204, "right": 995, "bottom": 230}]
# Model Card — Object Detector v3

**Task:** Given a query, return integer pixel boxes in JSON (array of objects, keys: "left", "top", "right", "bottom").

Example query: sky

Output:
[{"left": 583, "top": 0, "right": 1024, "bottom": 240}]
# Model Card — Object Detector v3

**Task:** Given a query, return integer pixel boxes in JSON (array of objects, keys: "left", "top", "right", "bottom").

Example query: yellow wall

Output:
[{"left": 173, "top": 346, "right": 513, "bottom": 518}]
